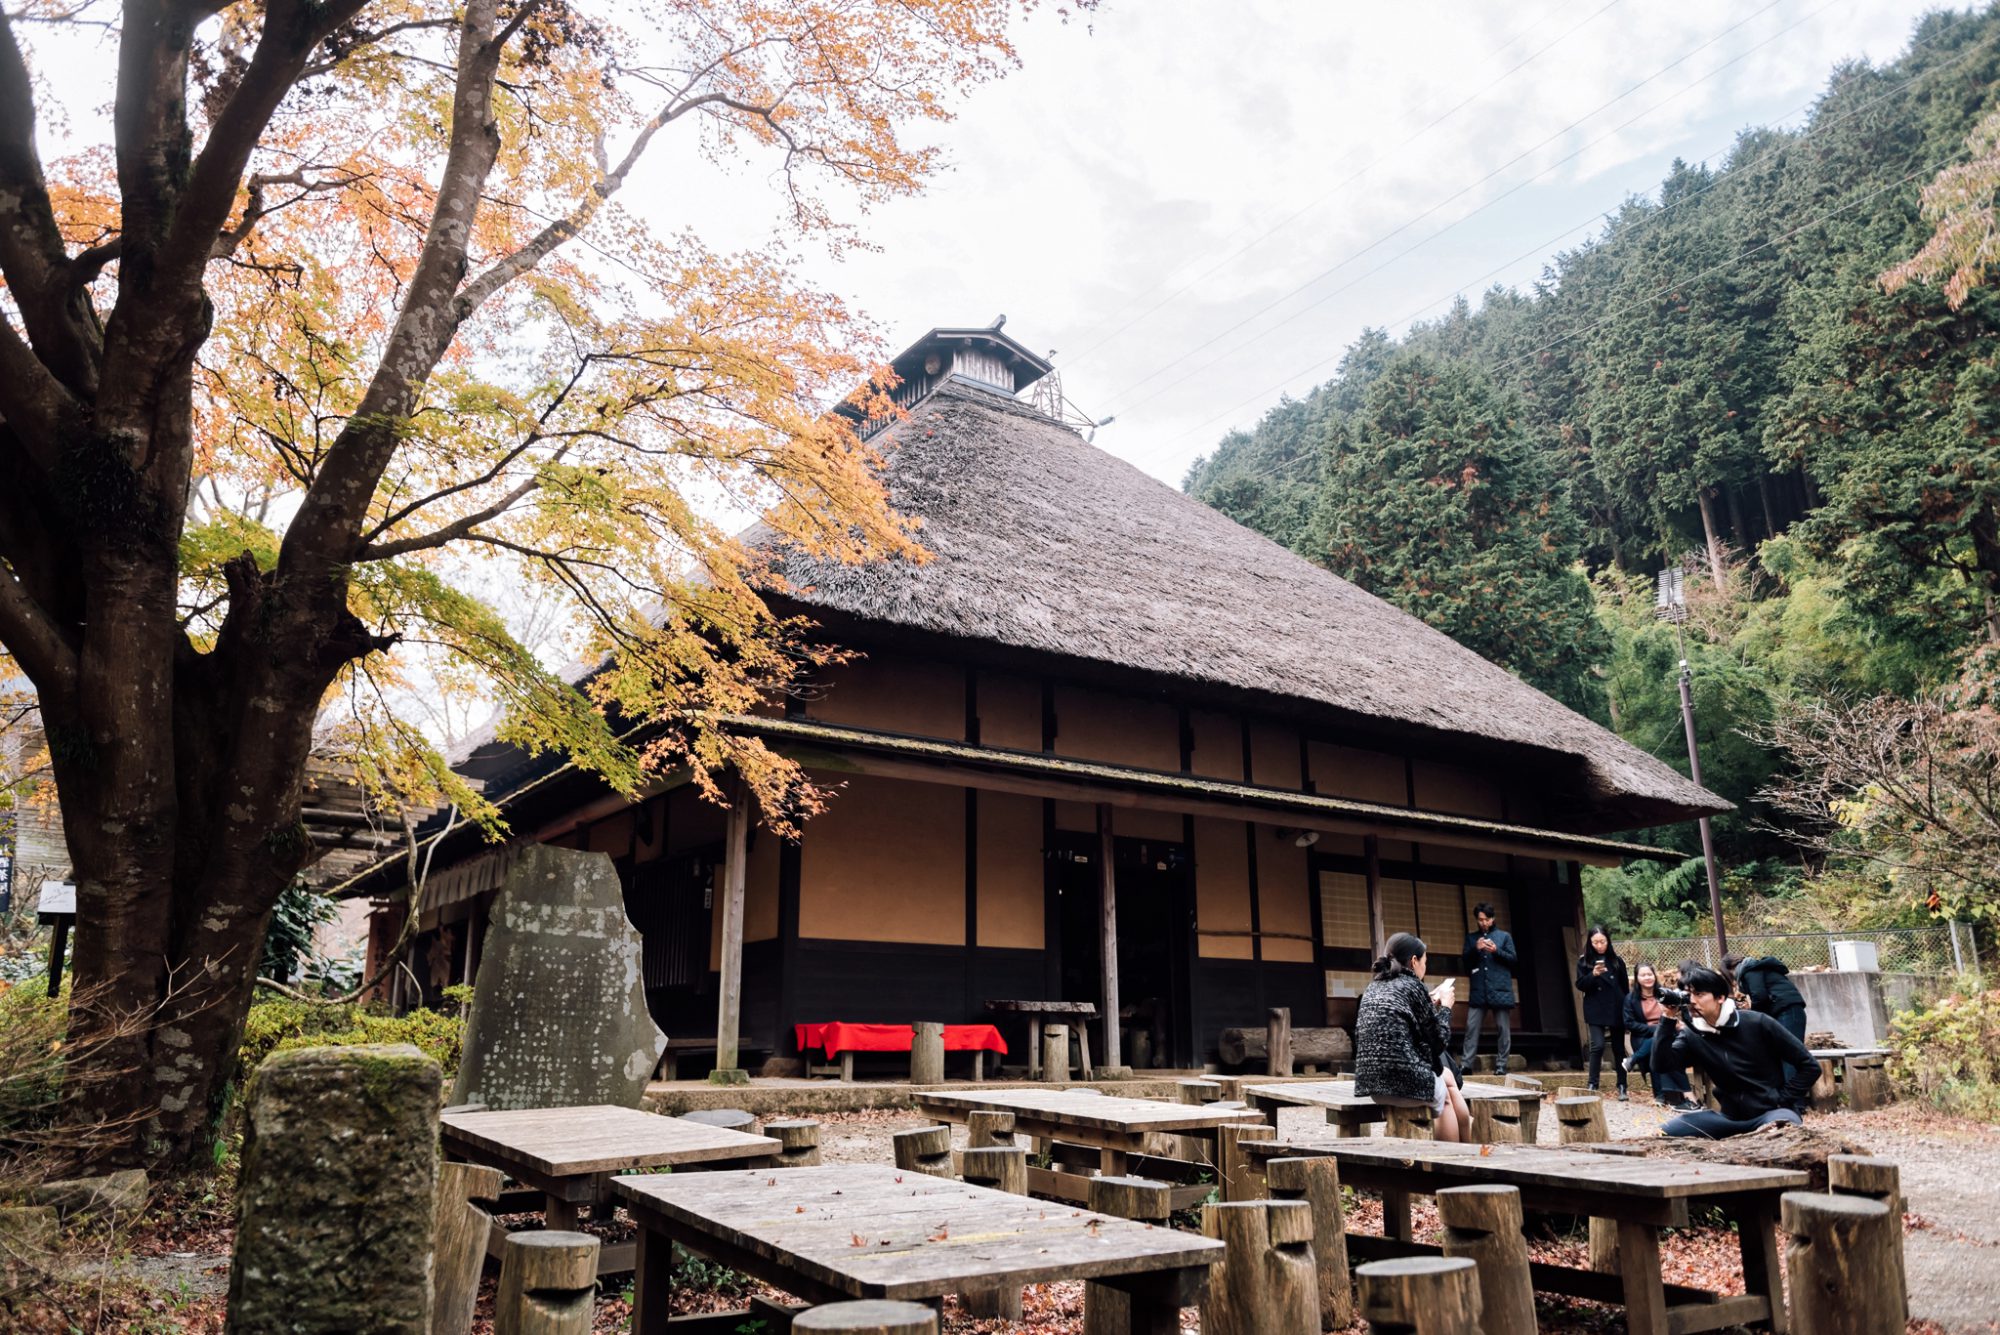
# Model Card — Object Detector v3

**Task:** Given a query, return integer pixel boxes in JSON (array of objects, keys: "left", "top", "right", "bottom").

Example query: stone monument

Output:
[{"left": 451, "top": 844, "right": 666, "bottom": 1109}]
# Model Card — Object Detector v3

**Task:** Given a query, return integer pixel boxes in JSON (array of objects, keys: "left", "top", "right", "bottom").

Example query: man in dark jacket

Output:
[
  {"left": 1459, "top": 903, "right": 1518, "bottom": 1077},
  {"left": 1652, "top": 963, "right": 1819, "bottom": 1137}
]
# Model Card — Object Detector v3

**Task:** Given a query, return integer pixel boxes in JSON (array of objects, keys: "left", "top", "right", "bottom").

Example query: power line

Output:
[
  {"left": 1098, "top": 0, "right": 1794, "bottom": 419},
  {"left": 1057, "top": 0, "right": 1627, "bottom": 370}
]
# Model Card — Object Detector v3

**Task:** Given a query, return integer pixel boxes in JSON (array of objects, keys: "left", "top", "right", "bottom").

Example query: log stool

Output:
[
  {"left": 1201, "top": 1200, "right": 1318, "bottom": 1335},
  {"left": 1437, "top": 1185, "right": 1533, "bottom": 1335},
  {"left": 1782, "top": 1192, "right": 1903, "bottom": 1335},
  {"left": 1177, "top": 1078, "right": 1222, "bottom": 1105},
  {"left": 794, "top": 1300, "right": 939, "bottom": 1334},
  {"left": 908, "top": 1021, "right": 945, "bottom": 1085},
  {"left": 1553, "top": 1095, "right": 1616, "bottom": 1273},
  {"left": 495, "top": 1231, "right": 599, "bottom": 1335},
  {"left": 1085, "top": 1176, "right": 1174, "bottom": 1335},
  {"left": 957, "top": 1145, "right": 1028, "bottom": 1318},
  {"left": 765, "top": 1119, "right": 823, "bottom": 1168},
  {"left": 1356, "top": 1255, "right": 1481, "bottom": 1335},
  {"left": 1041, "top": 1024, "right": 1071, "bottom": 1083},
  {"left": 966, "top": 1109, "right": 1015, "bottom": 1148},
  {"left": 1217, "top": 1121, "right": 1276, "bottom": 1201},
  {"left": 1844, "top": 1054, "right": 1891, "bottom": 1111},
  {"left": 434, "top": 1162, "right": 505, "bottom": 1335},
  {"left": 1467, "top": 1096, "right": 1521, "bottom": 1145},
  {"left": 891, "top": 1125, "right": 953, "bottom": 1178},
  {"left": 1830, "top": 1155, "right": 1907, "bottom": 1320},
  {"left": 679, "top": 1108, "right": 761, "bottom": 1136},
  {"left": 1267, "top": 1156, "right": 1352, "bottom": 1331}
]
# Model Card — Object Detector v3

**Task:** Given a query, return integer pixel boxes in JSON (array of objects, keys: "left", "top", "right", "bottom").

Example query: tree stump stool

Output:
[
  {"left": 1553, "top": 1095, "right": 1616, "bottom": 1272},
  {"left": 1782, "top": 1191, "right": 1903, "bottom": 1335},
  {"left": 794, "top": 1300, "right": 940, "bottom": 1333},
  {"left": 679, "top": 1108, "right": 761, "bottom": 1136},
  {"left": 1268, "top": 1156, "right": 1352, "bottom": 1331},
  {"left": 1437, "top": 1185, "right": 1533, "bottom": 1335},
  {"left": 1217, "top": 1121, "right": 1276, "bottom": 1202},
  {"left": 1041, "top": 1024, "right": 1070, "bottom": 1083},
  {"left": 1356, "top": 1255, "right": 1481, "bottom": 1335},
  {"left": 1501, "top": 1075, "right": 1543, "bottom": 1142},
  {"left": 1177, "top": 1078, "right": 1222, "bottom": 1105},
  {"left": 1468, "top": 1097, "right": 1521, "bottom": 1145},
  {"left": 966, "top": 1109, "right": 1016, "bottom": 1148},
  {"left": 1085, "top": 1176, "right": 1175, "bottom": 1335},
  {"left": 1201, "top": 1200, "right": 1318, "bottom": 1335},
  {"left": 765, "top": 1119, "right": 824, "bottom": 1168},
  {"left": 1830, "top": 1155, "right": 1907, "bottom": 1320},
  {"left": 434, "top": 1162, "right": 506, "bottom": 1335},
  {"left": 495, "top": 1231, "right": 599, "bottom": 1335},
  {"left": 1844, "top": 1055, "right": 1891, "bottom": 1112},
  {"left": 891, "top": 1125, "right": 953, "bottom": 1178},
  {"left": 909, "top": 1021, "right": 945, "bottom": 1086}
]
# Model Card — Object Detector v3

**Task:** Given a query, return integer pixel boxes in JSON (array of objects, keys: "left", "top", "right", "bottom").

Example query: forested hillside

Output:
[{"left": 1183, "top": 7, "right": 2000, "bottom": 937}]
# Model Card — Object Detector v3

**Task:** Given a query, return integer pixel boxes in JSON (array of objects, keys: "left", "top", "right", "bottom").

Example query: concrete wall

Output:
[{"left": 1795, "top": 970, "right": 1893, "bottom": 1046}]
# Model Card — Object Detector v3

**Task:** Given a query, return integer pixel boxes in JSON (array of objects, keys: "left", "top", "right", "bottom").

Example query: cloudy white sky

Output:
[{"left": 621, "top": 0, "right": 1945, "bottom": 484}]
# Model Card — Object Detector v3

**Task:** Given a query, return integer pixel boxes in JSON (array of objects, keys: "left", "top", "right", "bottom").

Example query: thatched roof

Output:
[{"left": 753, "top": 378, "right": 1727, "bottom": 831}]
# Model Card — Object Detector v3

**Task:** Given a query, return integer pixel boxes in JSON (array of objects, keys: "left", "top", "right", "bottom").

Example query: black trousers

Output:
[{"left": 1587, "top": 1022, "right": 1627, "bottom": 1092}]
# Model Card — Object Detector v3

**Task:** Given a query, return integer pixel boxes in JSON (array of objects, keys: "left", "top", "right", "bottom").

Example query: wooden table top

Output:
[
  {"left": 985, "top": 1000, "right": 1100, "bottom": 1017},
  {"left": 1242, "top": 1135, "right": 1809, "bottom": 1200},
  {"left": 440, "top": 1105, "right": 779, "bottom": 1177},
  {"left": 1245, "top": 1078, "right": 1522, "bottom": 1109},
  {"left": 917, "top": 1086, "right": 1267, "bottom": 1133},
  {"left": 611, "top": 1163, "right": 1222, "bottom": 1299}
]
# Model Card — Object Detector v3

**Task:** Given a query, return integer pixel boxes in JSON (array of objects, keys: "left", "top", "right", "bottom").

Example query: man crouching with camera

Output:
[{"left": 1649, "top": 962, "right": 1820, "bottom": 1138}]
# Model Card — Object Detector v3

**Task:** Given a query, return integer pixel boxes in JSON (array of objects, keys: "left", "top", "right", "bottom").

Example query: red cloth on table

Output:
[{"left": 794, "top": 1022, "right": 1007, "bottom": 1057}]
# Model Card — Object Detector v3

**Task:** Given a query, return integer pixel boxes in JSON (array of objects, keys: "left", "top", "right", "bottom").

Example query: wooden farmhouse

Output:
[{"left": 339, "top": 322, "right": 1726, "bottom": 1076}]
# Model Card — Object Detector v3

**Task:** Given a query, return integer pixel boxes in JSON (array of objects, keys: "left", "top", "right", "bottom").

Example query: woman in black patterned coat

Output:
[{"left": 1353, "top": 932, "right": 1473, "bottom": 1141}]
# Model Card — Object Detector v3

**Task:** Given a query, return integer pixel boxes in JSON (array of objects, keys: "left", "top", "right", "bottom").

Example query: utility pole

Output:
[{"left": 1658, "top": 568, "right": 1727, "bottom": 955}]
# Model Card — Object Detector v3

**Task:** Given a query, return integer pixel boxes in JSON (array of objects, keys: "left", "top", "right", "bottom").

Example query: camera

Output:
[{"left": 1657, "top": 986, "right": 1690, "bottom": 1009}]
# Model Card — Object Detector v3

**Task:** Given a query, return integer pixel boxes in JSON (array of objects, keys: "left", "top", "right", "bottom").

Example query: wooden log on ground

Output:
[
  {"left": 1268, "top": 1007, "right": 1295, "bottom": 1077},
  {"left": 1436, "top": 1185, "right": 1533, "bottom": 1335},
  {"left": 793, "top": 1301, "right": 939, "bottom": 1333},
  {"left": 433, "top": 1161, "right": 505, "bottom": 1335},
  {"left": 909, "top": 1021, "right": 944, "bottom": 1086},
  {"left": 891, "top": 1125, "right": 953, "bottom": 1178},
  {"left": 1830, "top": 1155, "right": 1907, "bottom": 1320},
  {"left": 1218, "top": 1026, "right": 1353, "bottom": 1069},
  {"left": 765, "top": 1119, "right": 823, "bottom": 1168},
  {"left": 1201, "top": 1200, "right": 1318, "bottom": 1335},
  {"left": 1355, "top": 1256, "right": 1481, "bottom": 1335},
  {"left": 1217, "top": 1121, "right": 1276, "bottom": 1202},
  {"left": 1782, "top": 1191, "right": 1902, "bottom": 1335},
  {"left": 1041, "top": 1024, "right": 1070, "bottom": 1082},
  {"left": 1553, "top": 1095, "right": 1616, "bottom": 1273},
  {"left": 1267, "top": 1156, "right": 1352, "bottom": 1331},
  {"left": 966, "top": 1109, "right": 1015, "bottom": 1149},
  {"left": 1607, "top": 1121, "right": 1869, "bottom": 1191},
  {"left": 1467, "top": 1097, "right": 1521, "bottom": 1145},
  {"left": 1844, "top": 1054, "right": 1891, "bottom": 1112},
  {"left": 1085, "top": 1177, "right": 1173, "bottom": 1335},
  {"left": 495, "top": 1231, "right": 598, "bottom": 1335}
]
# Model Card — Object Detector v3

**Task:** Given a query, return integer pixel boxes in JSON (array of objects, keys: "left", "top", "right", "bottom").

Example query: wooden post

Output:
[
  {"left": 958, "top": 1145, "right": 1029, "bottom": 1320},
  {"left": 1467, "top": 1097, "right": 1521, "bottom": 1145},
  {"left": 1357, "top": 1256, "right": 1481, "bottom": 1335},
  {"left": 1844, "top": 1054, "right": 1890, "bottom": 1111},
  {"left": 1437, "top": 1186, "right": 1533, "bottom": 1335},
  {"left": 495, "top": 1231, "right": 599, "bottom": 1335},
  {"left": 1364, "top": 836, "right": 1386, "bottom": 958},
  {"left": 1218, "top": 1121, "right": 1276, "bottom": 1202},
  {"left": 1501, "top": 1075, "right": 1543, "bottom": 1143},
  {"left": 1267, "top": 1157, "right": 1352, "bottom": 1332},
  {"left": 1553, "top": 1095, "right": 1616, "bottom": 1273},
  {"left": 909, "top": 1021, "right": 945, "bottom": 1086},
  {"left": 891, "top": 1125, "right": 953, "bottom": 1178},
  {"left": 433, "top": 1162, "right": 505, "bottom": 1335},
  {"left": 1085, "top": 1177, "right": 1174, "bottom": 1335},
  {"left": 765, "top": 1119, "right": 823, "bottom": 1168},
  {"left": 1201, "top": 1200, "right": 1319, "bottom": 1335},
  {"left": 1267, "top": 1008, "right": 1294, "bottom": 1077},
  {"left": 793, "top": 1301, "right": 940, "bottom": 1333},
  {"left": 1830, "top": 1155, "right": 1907, "bottom": 1321},
  {"left": 1782, "top": 1192, "right": 1902, "bottom": 1335},
  {"left": 966, "top": 1109, "right": 1015, "bottom": 1148},
  {"left": 712, "top": 782, "right": 752, "bottom": 1084},
  {"left": 1097, "top": 803, "right": 1122, "bottom": 1071},
  {"left": 1041, "top": 1023, "right": 1070, "bottom": 1082}
]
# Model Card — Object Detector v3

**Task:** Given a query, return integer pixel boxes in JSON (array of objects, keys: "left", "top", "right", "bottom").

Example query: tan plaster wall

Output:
[
  {"left": 977, "top": 671, "right": 1044, "bottom": 751},
  {"left": 1194, "top": 817, "right": 1254, "bottom": 960},
  {"left": 799, "top": 774, "right": 965, "bottom": 944},
  {"left": 976, "top": 792, "right": 1044, "bottom": 950},
  {"left": 1417, "top": 843, "right": 1508, "bottom": 873},
  {"left": 1247, "top": 722, "right": 1301, "bottom": 790},
  {"left": 1411, "top": 760, "right": 1506, "bottom": 818},
  {"left": 1306, "top": 742, "right": 1408, "bottom": 805},
  {"left": 1188, "top": 710, "right": 1243, "bottom": 780},
  {"left": 1254, "top": 829, "right": 1315, "bottom": 963},
  {"left": 808, "top": 657, "right": 965, "bottom": 740},
  {"left": 1052, "top": 685, "right": 1181, "bottom": 772}
]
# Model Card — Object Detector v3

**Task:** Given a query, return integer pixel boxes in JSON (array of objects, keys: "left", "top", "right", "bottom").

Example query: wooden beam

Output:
[
  {"left": 714, "top": 781, "right": 751, "bottom": 1080},
  {"left": 1364, "top": 835, "right": 1386, "bottom": 958},
  {"left": 1097, "top": 803, "right": 1122, "bottom": 1070}
]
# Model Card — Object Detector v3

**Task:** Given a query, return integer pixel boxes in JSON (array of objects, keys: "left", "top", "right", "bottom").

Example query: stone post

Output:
[{"left": 225, "top": 1044, "right": 442, "bottom": 1335}]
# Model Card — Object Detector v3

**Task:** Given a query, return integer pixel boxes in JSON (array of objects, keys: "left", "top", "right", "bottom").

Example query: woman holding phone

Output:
[
  {"left": 1354, "top": 932, "right": 1473, "bottom": 1141},
  {"left": 1575, "top": 924, "right": 1630, "bottom": 1099}
]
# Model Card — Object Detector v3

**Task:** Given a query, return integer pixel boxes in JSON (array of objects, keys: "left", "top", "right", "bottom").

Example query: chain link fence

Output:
[{"left": 1615, "top": 921, "right": 1982, "bottom": 980}]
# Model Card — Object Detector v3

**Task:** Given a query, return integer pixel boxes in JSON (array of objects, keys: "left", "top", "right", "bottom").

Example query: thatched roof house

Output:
[{"left": 347, "top": 321, "right": 1723, "bottom": 1078}]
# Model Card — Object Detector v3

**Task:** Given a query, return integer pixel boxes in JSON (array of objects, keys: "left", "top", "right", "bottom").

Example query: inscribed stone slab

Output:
[{"left": 450, "top": 845, "right": 666, "bottom": 1109}]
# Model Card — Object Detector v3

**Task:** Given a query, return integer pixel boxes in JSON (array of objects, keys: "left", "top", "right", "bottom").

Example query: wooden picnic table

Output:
[
  {"left": 440, "top": 1104, "right": 779, "bottom": 1272},
  {"left": 613, "top": 1162, "right": 1223, "bottom": 1335},
  {"left": 1244, "top": 1077, "right": 1521, "bottom": 1131},
  {"left": 1241, "top": 1134, "right": 1807, "bottom": 1335},
  {"left": 985, "top": 999, "right": 1099, "bottom": 1078},
  {"left": 915, "top": 1086, "right": 1265, "bottom": 1206}
]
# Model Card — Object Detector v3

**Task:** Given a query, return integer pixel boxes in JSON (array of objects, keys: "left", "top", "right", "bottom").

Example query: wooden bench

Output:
[
  {"left": 656, "top": 1038, "right": 770, "bottom": 1082},
  {"left": 795, "top": 1023, "right": 1008, "bottom": 1082}
]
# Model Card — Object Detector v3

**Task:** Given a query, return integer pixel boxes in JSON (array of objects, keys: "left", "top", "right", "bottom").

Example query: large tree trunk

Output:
[{"left": 1695, "top": 486, "right": 1727, "bottom": 587}]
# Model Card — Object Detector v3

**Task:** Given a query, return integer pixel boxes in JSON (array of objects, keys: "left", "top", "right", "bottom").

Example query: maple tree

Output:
[{"left": 0, "top": 0, "right": 1087, "bottom": 1167}]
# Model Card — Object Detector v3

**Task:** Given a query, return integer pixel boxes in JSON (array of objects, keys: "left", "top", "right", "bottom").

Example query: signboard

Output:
[{"left": 37, "top": 879, "right": 75, "bottom": 922}]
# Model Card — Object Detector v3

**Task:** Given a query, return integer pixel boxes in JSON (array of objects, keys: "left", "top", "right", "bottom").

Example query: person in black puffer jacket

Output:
[
  {"left": 1575, "top": 925, "right": 1630, "bottom": 1099},
  {"left": 1724, "top": 952, "right": 1812, "bottom": 1110},
  {"left": 1354, "top": 932, "right": 1473, "bottom": 1141}
]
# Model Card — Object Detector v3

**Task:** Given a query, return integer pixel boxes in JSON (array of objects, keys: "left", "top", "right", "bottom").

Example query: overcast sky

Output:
[{"left": 624, "top": 0, "right": 1943, "bottom": 485}]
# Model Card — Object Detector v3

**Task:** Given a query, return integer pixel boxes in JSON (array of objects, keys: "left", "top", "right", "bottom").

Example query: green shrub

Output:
[
  {"left": 1887, "top": 985, "right": 2000, "bottom": 1119},
  {"left": 237, "top": 993, "right": 467, "bottom": 1087}
]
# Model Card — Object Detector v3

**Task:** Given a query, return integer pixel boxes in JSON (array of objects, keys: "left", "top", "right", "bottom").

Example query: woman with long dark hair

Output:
[
  {"left": 1575, "top": 924, "right": 1630, "bottom": 1098},
  {"left": 1354, "top": 932, "right": 1473, "bottom": 1141},
  {"left": 1623, "top": 961, "right": 1694, "bottom": 1108}
]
